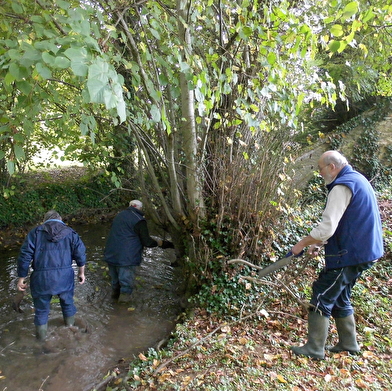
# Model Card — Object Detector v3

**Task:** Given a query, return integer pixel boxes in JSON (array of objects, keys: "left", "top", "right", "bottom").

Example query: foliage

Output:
[
  {"left": 98, "top": 182, "right": 392, "bottom": 390},
  {"left": 0, "top": 170, "right": 125, "bottom": 228},
  {"left": 320, "top": 97, "right": 392, "bottom": 186},
  {"left": 1, "top": 0, "right": 392, "bottom": 284},
  {"left": 191, "top": 264, "right": 270, "bottom": 318},
  {"left": 100, "top": 257, "right": 392, "bottom": 390}
]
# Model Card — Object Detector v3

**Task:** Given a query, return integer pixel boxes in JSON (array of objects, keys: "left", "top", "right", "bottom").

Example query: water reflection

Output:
[{"left": 0, "top": 222, "right": 183, "bottom": 391}]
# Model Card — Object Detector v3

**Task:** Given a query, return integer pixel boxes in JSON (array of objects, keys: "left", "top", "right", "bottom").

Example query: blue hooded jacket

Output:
[
  {"left": 324, "top": 165, "right": 384, "bottom": 269},
  {"left": 17, "top": 219, "right": 86, "bottom": 297},
  {"left": 104, "top": 206, "right": 158, "bottom": 267}
]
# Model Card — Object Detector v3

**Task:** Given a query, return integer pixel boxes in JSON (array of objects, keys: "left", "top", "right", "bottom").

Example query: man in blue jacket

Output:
[
  {"left": 290, "top": 150, "right": 383, "bottom": 359},
  {"left": 17, "top": 210, "right": 86, "bottom": 341},
  {"left": 104, "top": 200, "right": 174, "bottom": 304}
]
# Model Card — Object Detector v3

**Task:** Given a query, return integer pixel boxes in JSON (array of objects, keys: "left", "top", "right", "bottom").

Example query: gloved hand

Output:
[{"left": 161, "top": 240, "right": 175, "bottom": 249}]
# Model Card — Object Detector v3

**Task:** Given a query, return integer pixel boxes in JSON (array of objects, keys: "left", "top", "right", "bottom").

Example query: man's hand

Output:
[
  {"left": 308, "top": 244, "right": 323, "bottom": 257},
  {"left": 17, "top": 278, "right": 27, "bottom": 292},
  {"left": 78, "top": 266, "right": 86, "bottom": 284}
]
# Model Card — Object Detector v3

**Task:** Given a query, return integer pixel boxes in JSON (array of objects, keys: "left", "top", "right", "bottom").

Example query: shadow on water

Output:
[{"left": 0, "top": 222, "right": 184, "bottom": 391}]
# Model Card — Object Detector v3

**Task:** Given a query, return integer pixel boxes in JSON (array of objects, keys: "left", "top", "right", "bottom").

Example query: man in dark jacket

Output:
[
  {"left": 104, "top": 200, "right": 174, "bottom": 304},
  {"left": 17, "top": 210, "right": 86, "bottom": 341},
  {"left": 290, "top": 150, "right": 383, "bottom": 359}
]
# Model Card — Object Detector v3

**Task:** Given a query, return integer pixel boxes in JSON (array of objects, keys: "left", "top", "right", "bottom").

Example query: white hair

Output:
[
  {"left": 129, "top": 200, "right": 143, "bottom": 209},
  {"left": 44, "top": 210, "right": 62, "bottom": 221},
  {"left": 322, "top": 150, "right": 348, "bottom": 169}
]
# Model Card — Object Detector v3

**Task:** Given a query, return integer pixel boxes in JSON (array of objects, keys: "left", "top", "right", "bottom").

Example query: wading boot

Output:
[
  {"left": 111, "top": 288, "right": 121, "bottom": 300},
  {"left": 291, "top": 311, "right": 329, "bottom": 360},
  {"left": 327, "top": 314, "right": 360, "bottom": 354},
  {"left": 64, "top": 315, "right": 75, "bottom": 326},
  {"left": 118, "top": 293, "right": 132, "bottom": 304},
  {"left": 36, "top": 324, "right": 48, "bottom": 341}
]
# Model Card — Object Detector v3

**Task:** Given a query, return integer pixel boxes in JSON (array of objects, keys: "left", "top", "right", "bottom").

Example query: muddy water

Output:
[{"left": 0, "top": 222, "right": 184, "bottom": 391}]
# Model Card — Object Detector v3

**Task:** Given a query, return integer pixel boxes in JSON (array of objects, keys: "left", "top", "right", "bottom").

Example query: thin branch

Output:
[
  {"left": 153, "top": 302, "right": 266, "bottom": 375},
  {"left": 227, "top": 258, "right": 311, "bottom": 310},
  {"left": 35, "top": 0, "right": 67, "bottom": 35}
]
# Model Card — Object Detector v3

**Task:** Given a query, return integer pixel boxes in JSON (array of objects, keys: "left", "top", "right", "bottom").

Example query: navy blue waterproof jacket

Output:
[
  {"left": 17, "top": 219, "right": 86, "bottom": 297},
  {"left": 104, "top": 206, "right": 158, "bottom": 267},
  {"left": 325, "top": 165, "right": 384, "bottom": 269}
]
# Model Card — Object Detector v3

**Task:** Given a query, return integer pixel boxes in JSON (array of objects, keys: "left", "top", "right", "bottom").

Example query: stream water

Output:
[{"left": 0, "top": 222, "right": 184, "bottom": 391}]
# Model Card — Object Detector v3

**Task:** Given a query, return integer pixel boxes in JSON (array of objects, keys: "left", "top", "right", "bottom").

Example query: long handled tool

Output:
[{"left": 257, "top": 250, "right": 304, "bottom": 278}]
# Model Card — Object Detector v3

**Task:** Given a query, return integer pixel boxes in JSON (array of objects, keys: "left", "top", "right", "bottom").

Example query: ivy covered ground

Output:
[{"left": 99, "top": 200, "right": 392, "bottom": 391}]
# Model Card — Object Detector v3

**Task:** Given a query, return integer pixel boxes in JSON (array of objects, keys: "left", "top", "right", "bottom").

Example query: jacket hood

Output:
[{"left": 40, "top": 220, "right": 72, "bottom": 243}]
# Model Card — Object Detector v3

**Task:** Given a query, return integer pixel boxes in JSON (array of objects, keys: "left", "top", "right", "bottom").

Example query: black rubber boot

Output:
[
  {"left": 291, "top": 311, "right": 329, "bottom": 360},
  {"left": 111, "top": 288, "right": 121, "bottom": 300},
  {"left": 327, "top": 314, "right": 360, "bottom": 354},
  {"left": 36, "top": 324, "right": 48, "bottom": 341}
]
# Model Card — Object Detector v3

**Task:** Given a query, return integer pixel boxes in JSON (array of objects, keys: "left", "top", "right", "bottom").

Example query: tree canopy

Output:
[{"left": 1, "top": 0, "right": 391, "bottom": 275}]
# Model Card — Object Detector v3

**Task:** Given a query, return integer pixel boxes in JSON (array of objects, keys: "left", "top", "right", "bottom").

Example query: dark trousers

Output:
[
  {"left": 108, "top": 265, "right": 137, "bottom": 295},
  {"left": 310, "top": 261, "right": 375, "bottom": 318},
  {"left": 33, "top": 290, "right": 76, "bottom": 326}
]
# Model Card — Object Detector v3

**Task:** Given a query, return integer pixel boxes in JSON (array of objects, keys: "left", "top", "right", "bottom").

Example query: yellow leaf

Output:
[
  {"left": 158, "top": 372, "right": 172, "bottom": 382},
  {"left": 276, "top": 374, "right": 287, "bottom": 383},
  {"left": 139, "top": 353, "right": 148, "bottom": 361},
  {"left": 181, "top": 376, "right": 192, "bottom": 385},
  {"left": 152, "top": 359, "right": 160, "bottom": 368},
  {"left": 263, "top": 354, "right": 275, "bottom": 362},
  {"left": 221, "top": 325, "right": 231, "bottom": 333},
  {"left": 355, "top": 378, "right": 368, "bottom": 389},
  {"left": 114, "top": 378, "right": 122, "bottom": 385},
  {"left": 362, "top": 350, "right": 376, "bottom": 358},
  {"left": 239, "top": 337, "right": 247, "bottom": 345}
]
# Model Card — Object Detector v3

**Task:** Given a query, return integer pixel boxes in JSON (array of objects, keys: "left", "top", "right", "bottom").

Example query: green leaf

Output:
[
  {"left": 117, "top": 99, "right": 126, "bottom": 123},
  {"left": 14, "top": 145, "right": 25, "bottom": 160},
  {"left": 267, "top": 52, "right": 277, "bottom": 65},
  {"left": 240, "top": 26, "right": 253, "bottom": 39},
  {"left": 362, "top": 9, "right": 375, "bottom": 24},
  {"left": 7, "top": 49, "right": 21, "bottom": 61},
  {"left": 36, "top": 62, "right": 52, "bottom": 79},
  {"left": 42, "top": 52, "right": 56, "bottom": 65},
  {"left": 4, "top": 72, "right": 15, "bottom": 85},
  {"left": 11, "top": 2, "right": 24, "bottom": 14},
  {"left": 54, "top": 56, "right": 71, "bottom": 69},
  {"left": 7, "top": 160, "right": 15, "bottom": 176},
  {"left": 87, "top": 78, "right": 107, "bottom": 103},
  {"left": 330, "top": 24, "right": 344, "bottom": 37},
  {"left": 328, "top": 40, "right": 341, "bottom": 53},
  {"left": 16, "top": 80, "right": 32, "bottom": 95},
  {"left": 8, "top": 63, "right": 21, "bottom": 80},
  {"left": 341, "top": 1, "right": 358, "bottom": 22},
  {"left": 150, "top": 104, "right": 161, "bottom": 122},
  {"left": 22, "top": 47, "right": 42, "bottom": 65},
  {"left": 64, "top": 47, "right": 90, "bottom": 76}
]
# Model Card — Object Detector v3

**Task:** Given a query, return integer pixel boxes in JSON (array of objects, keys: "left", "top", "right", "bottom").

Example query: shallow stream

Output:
[{"left": 0, "top": 222, "right": 183, "bottom": 391}]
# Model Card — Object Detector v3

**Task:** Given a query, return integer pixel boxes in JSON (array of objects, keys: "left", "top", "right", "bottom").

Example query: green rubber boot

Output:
[
  {"left": 64, "top": 315, "right": 75, "bottom": 326},
  {"left": 118, "top": 293, "right": 132, "bottom": 304},
  {"left": 327, "top": 314, "right": 360, "bottom": 354},
  {"left": 36, "top": 324, "right": 48, "bottom": 341},
  {"left": 291, "top": 311, "right": 329, "bottom": 360}
]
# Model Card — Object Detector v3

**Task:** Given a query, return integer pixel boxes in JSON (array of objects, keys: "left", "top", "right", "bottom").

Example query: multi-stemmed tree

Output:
[{"left": 1, "top": 0, "right": 391, "bottom": 282}]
